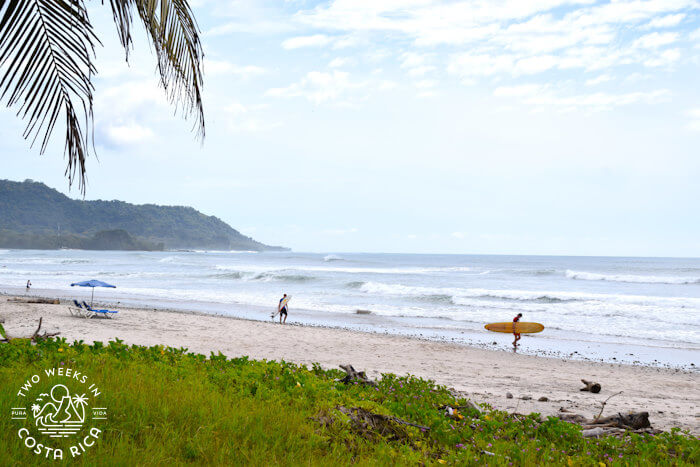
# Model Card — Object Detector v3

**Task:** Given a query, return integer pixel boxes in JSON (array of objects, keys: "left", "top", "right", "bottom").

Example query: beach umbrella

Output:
[{"left": 70, "top": 280, "right": 116, "bottom": 306}]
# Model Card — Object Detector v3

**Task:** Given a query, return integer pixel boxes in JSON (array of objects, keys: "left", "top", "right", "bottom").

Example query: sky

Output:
[{"left": 1, "top": 0, "right": 700, "bottom": 256}]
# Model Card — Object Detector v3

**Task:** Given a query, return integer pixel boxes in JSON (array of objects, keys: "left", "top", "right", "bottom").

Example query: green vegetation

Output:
[
  {"left": 0, "top": 179, "right": 286, "bottom": 251},
  {"left": 1, "top": 339, "right": 697, "bottom": 465}
]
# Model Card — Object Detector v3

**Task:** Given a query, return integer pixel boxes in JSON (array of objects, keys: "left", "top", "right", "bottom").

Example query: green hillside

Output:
[{"left": 0, "top": 179, "right": 286, "bottom": 251}]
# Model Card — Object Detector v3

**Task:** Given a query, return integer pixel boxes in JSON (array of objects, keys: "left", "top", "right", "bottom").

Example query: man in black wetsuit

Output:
[{"left": 513, "top": 313, "right": 523, "bottom": 348}]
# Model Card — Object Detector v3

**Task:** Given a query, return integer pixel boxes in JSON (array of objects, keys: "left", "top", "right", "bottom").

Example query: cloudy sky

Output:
[{"left": 2, "top": 0, "right": 700, "bottom": 256}]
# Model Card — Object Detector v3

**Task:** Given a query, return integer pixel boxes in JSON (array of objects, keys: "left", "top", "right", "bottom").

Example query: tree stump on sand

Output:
[
  {"left": 580, "top": 379, "right": 601, "bottom": 393},
  {"left": 337, "top": 364, "right": 377, "bottom": 386}
]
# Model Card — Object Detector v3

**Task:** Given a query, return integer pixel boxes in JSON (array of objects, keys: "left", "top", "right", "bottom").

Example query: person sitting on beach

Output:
[
  {"left": 512, "top": 313, "right": 522, "bottom": 347},
  {"left": 278, "top": 294, "right": 288, "bottom": 325}
]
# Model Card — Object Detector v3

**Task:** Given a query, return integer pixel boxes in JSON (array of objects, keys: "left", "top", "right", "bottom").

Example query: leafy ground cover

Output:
[{"left": 0, "top": 337, "right": 697, "bottom": 465}]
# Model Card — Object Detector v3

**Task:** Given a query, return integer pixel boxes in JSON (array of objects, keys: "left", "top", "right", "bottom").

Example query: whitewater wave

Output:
[
  {"left": 566, "top": 270, "right": 700, "bottom": 285},
  {"left": 323, "top": 254, "right": 344, "bottom": 262},
  {"left": 354, "top": 281, "right": 700, "bottom": 307},
  {"left": 212, "top": 270, "right": 315, "bottom": 283},
  {"left": 215, "top": 264, "right": 471, "bottom": 275}
]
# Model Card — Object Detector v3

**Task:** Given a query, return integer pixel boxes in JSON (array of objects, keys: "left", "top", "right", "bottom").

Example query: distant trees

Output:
[
  {"left": 0, "top": 179, "right": 286, "bottom": 251},
  {"left": 0, "top": 1, "right": 204, "bottom": 192}
]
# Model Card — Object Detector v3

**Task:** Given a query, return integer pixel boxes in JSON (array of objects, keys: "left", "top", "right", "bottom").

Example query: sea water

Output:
[{"left": 1, "top": 250, "right": 698, "bottom": 367}]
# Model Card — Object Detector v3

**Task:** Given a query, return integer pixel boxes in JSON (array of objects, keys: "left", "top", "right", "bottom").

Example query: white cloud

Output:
[
  {"left": 294, "top": 0, "right": 698, "bottom": 88},
  {"left": 282, "top": 34, "right": 332, "bottom": 49},
  {"left": 222, "top": 101, "right": 281, "bottom": 133},
  {"left": 494, "top": 85, "right": 671, "bottom": 112},
  {"left": 643, "top": 48, "right": 681, "bottom": 67},
  {"left": 266, "top": 71, "right": 367, "bottom": 104},
  {"left": 685, "top": 107, "right": 700, "bottom": 131},
  {"left": 643, "top": 13, "right": 686, "bottom": 29},
  {"left": 103, "top": 122, "right": 154, "bottom": 146},
  {"left": 415, "top": 79, "right": 437, "bottom": 89},
  {"left": 329, "top": 57, "right": 351, "bottom": 68},
  {"left": 585, "top": 74, "right": 613, "bottom": 86},
  {"left": 633, "top": 32, "right": 679, "bottom": 49},
  {"left": 205, "top": 59, "right": 266, "bottom": 77}
]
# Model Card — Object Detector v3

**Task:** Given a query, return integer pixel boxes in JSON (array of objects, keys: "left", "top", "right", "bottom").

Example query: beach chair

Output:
[
  {"left": 68, "top": 300, "right": 89, "bottom": 318},
  {"left": 82, "top": 301, "right": 118, "bottom": 319}
]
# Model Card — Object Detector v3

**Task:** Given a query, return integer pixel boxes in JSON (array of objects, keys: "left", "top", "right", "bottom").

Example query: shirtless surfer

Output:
[
  {"left": 512, "top": 313, "right": 522, "bottom": 348},
  {"left": 278, "top": 294, "right": 289, "bottom": 325}
]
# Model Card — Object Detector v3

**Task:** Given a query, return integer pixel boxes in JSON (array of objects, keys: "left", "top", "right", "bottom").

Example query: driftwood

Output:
[
  {"left": 337, "top": 406, "right": 430, "bottom": 432},
  {"left": 7, "top": 297, "right": 60, "bottom": 304},
  {"left": 0, "top": 317, "right": 59, "bottom": 343},
  {"left": 594, "top": 391, "right": 623, "bottom": 420},
  {"left": 337, "top": 364, "right": 377, "bottom": 386},
  {"left": 559, "top": 410, "right": 653, "bottom": 438},
  {"left": 580, "top": 379, "right": 601, "bottom": 393},
  {"left": 589, "top": 411, "right": 651, "bottom": 430}
]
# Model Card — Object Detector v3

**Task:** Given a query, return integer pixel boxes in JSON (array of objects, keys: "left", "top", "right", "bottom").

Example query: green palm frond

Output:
[
  {"left": 108, "top": 0, "right": 205, "bottom": 138},
  {"left": 0, "top": 0, "right": 98, "bottom": 192},
  {"left": 0, "top": 0, "right": 204, "bottom": 192}
]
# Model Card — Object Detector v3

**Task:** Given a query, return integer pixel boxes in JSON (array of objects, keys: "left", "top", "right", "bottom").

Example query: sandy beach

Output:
[{"left": 1, "top": 296, "right": 698, "bottom": 434}]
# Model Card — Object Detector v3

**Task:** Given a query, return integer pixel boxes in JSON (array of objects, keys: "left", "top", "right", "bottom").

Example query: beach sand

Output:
[{"left": 2, "top": 297, "right": 698, "bottom": 433}]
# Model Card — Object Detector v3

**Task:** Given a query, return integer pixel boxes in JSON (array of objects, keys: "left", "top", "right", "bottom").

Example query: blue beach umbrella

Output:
[{"left": 70, "top": 280, "right": 116, "bottom": 306}]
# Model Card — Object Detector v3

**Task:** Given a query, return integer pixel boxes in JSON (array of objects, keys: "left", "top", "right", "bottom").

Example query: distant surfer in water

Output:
[
  {"left": 278, "top": 294, "right": 288, "bottom": 325},
  {"left": 26, "top": 279, "right": 31, "bottom": 292},
  {"left": 512, "top": 313, "right": 522, "bottom": 348}
]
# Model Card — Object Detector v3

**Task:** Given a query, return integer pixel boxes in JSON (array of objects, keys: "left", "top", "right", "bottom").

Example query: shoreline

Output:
[
  {"left": 1, "top": 295, "right": 698, "bottom": 434},
  {"left": 4, "top": 288, "right": 698, "bottom": 370}
]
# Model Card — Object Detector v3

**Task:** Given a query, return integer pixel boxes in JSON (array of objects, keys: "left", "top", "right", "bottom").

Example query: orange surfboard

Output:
[{"left": 484, "top": 322, "right": 544, "bottom": 334}]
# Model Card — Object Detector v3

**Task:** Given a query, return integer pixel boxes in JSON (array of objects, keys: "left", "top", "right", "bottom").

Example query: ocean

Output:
[{"left": 1, "top": 249, "right": 698, "bottom": 368}]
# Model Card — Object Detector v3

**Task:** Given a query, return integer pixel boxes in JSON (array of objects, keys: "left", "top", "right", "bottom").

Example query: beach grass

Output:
[{"left": 0, "top": 337, "right": 697, "bottom": 465}]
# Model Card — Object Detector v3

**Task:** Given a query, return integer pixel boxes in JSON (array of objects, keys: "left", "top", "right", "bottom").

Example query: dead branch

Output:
[
  {"left": 337, "top": 406, "right": 430, "bottom": 432},
  {"left": 595, "top": 391, "right": 623, "bottom": 421},
  {"left": 580, "top": 379, "right": 601, "bottom": 393},
  {"left": 0, "top": 317, "right": 59, "bottom": 343}
]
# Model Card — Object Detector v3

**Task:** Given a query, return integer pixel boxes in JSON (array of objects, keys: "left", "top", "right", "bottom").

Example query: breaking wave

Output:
[
  {"left": 566, "top": 270, "right": 700, "bottom": 285},
  {"left": 323, "top": 254, "right": 344, "bottom": 262}
]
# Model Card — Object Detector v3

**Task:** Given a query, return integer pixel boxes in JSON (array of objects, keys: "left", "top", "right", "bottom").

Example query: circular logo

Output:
[{"left": 10, "top": 366, "right": 107, "bottom": 460}]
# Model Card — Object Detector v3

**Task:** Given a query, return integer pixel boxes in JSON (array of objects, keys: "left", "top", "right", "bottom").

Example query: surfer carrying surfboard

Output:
[
  {"left": 278, "top": 294, "right": 289, "bottom": 324},
  {"left": 512, "top": 313, "right": 523, "bottom": 347}
]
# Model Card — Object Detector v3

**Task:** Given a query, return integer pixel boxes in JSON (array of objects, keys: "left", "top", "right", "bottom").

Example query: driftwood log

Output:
[
  {"left": 559, "top": 411, "right": 653, "bottom": 438},
  {"left": 337, "top": 364, "right": 377, "bottom": 386},
  {"left": 338, "top": 406, "right": 430, "bottom": 431},
  {"left": 0, "top": 317, "right": 59, "bottom": 343},
  {"left": 580, "top": 379, "right": 601, "bottom": 393},
  {"left": 7, "top": 297, "right": 60, "bottom": 304}
]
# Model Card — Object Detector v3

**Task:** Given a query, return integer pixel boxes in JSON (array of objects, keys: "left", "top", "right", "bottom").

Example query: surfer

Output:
[
  {"left": 512, "top": 313, "right": 522, "bottom": 347},
  {"left": 26, "top": 279, "right": 31, "bottom": 292},
  {"left": 278, "top": 294, "right": 288, "bottom": 325}
]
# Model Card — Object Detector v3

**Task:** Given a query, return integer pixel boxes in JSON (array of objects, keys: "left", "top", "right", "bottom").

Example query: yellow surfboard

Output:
[{"left": 484, "top": 322, "right": 544, "bottom": 334}]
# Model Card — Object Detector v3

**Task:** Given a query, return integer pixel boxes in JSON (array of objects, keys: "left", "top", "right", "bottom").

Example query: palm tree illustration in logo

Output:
[{"left": 31, "top": 384, "right": 87, "bottom": 438}]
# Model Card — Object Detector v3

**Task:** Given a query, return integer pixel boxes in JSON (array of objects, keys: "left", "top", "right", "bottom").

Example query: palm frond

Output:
[
  {"left": 108, "top": 0, "right": 204, "bottom": 138},
  {"left": 0, "top": 0, "right": 98, "bottom": 192}
]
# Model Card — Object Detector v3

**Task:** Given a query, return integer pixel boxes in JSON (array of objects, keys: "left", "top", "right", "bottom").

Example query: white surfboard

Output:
[{"left": 271, "top": 295, "right": 291, "bottom": 318}]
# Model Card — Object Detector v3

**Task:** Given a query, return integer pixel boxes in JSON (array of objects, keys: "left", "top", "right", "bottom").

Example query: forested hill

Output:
[{"left": 0, "top": 179, "right": 286, "bottom": 251}]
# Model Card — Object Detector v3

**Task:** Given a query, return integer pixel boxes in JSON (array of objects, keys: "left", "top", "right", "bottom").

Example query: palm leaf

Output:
[
  {"left": 0, "top": 0, "right": 98, "bottom": 192},
  {"left": 0, "top": 0, "right": 204, "bottom": 192},
  {"left": 108, "top": 0, "right": 204, "bottom": 138}
]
